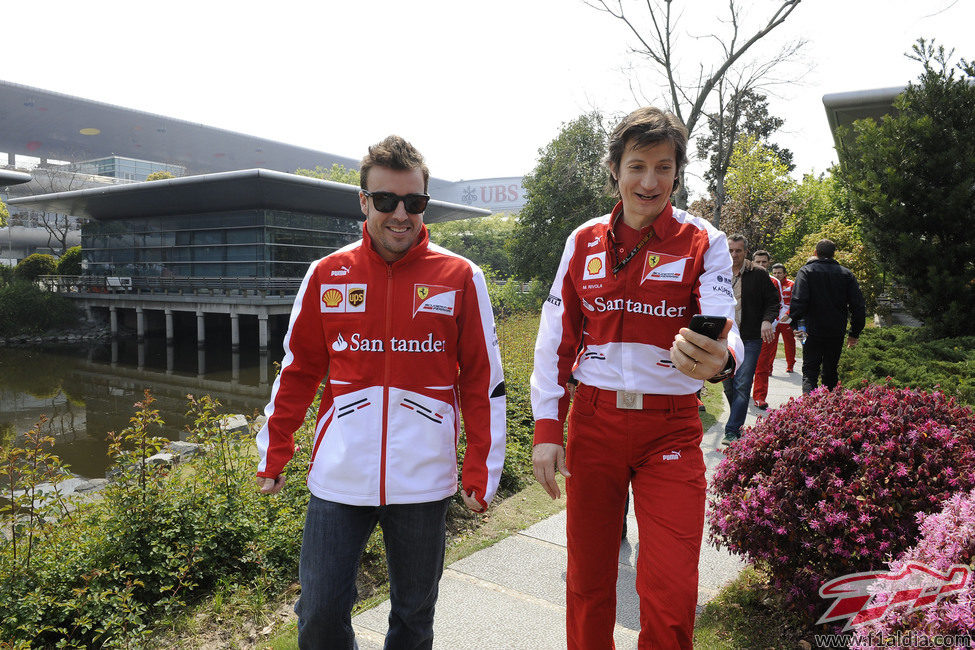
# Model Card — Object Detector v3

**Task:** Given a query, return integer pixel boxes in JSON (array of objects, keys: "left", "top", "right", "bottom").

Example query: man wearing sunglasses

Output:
[{"left": 255, "top": 135, "right": 506, "bottom": 649}]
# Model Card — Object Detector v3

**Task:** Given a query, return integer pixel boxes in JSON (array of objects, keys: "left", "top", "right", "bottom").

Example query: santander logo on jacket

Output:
[{"left": 256, "top": 223, "right": 506, "bottom": 510}]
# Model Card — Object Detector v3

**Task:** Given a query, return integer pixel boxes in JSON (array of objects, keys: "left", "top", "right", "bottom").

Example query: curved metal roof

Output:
[
  {"left": 0, "top": 169, "right": 32, "bottom": 186},
  {"left": 0, "top": 80, "right": 448, "bottom": 193}
]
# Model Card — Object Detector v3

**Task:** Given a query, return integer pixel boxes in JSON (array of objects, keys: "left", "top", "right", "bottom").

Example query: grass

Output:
[{"left": 693, "top": 565, "right": 814, "bottom": 649}]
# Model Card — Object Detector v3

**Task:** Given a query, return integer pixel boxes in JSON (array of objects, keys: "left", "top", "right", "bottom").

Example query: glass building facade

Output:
[
  {"left": 71, "top": 156, "right": 186, "bottom": 181},
  {"left": 81, "top": 209, "right": 361, "bottom": 278}
]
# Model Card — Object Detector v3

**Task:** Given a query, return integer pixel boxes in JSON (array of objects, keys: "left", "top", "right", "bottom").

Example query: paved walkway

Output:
[{"left": 352, "top": 357, "right": 804, "bottom": 649}]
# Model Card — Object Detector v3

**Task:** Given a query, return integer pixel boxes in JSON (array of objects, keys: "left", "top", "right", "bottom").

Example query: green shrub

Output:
[
  {"left": 0, "top": 281, "right": 80, "bottom": 336},
  {"left": 710, "top": 384, "right": 975, "bottom": 619},
  {"left": 837, "top": 326, "right": 975, "bottom": 405},
  {"left": 15, "top": 253, "right": 57, "bottom": 282},
  {"left": 56, "top": 246, "right": 82, "bottom": 276},
  {"left": 0, "top": 392, "right": 312, "bottom": 647}
]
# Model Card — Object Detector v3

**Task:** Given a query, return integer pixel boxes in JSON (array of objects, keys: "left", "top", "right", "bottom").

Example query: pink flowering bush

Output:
[
  {"left": 709, "top": 384, "right": 975, "bottom": 617},
  {"left": 850, "top": 489, "right": 975, "bottom": 648}
]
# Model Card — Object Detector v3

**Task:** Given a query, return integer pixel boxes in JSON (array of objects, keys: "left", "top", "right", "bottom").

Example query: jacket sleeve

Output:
[
  {"left": 255, "top": 260, "right": 329, "bottom": 479},
  {"left": 456, "top": 264, "right": 506, "bottom": 510},
  {"left": 761, "top": 273, "right": 781, "bottom": 324},
  {"left": 789, "top": 267, "right": 809, "bottom": 328},
  {"left": 530, "top": 231, "right": 585, "bottom": 446},
  {"left": 696, "top": 229, "right": 745, "bottom": 374},
  {"left": 847, "top": 271, "right": 867, "bottom": 338}
]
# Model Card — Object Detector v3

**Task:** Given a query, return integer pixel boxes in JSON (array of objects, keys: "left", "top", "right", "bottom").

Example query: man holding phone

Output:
[{"left": 530, "top": 107, "right": 742, "bottom": 649}]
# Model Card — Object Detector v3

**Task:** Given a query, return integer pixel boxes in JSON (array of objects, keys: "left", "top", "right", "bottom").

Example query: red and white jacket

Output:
[
  {"left": 256, "top": 223, "right": 506, "bottom": 509},
  {"left": 531, "top": 203, "right": 743, "bottom": 445},
  {"left": 778, "top": 276, "right": 794, "bottom": 322}
]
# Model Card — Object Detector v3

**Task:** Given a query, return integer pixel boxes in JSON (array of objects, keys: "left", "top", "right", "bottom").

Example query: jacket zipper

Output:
[{"left": 379, "top": 263, "right": 393, "bottom": 505}]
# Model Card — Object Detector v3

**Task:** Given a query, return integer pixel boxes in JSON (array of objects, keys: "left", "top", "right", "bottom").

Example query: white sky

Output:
[{"left": 2, "top": 0, "right": 971, "bottom": 200}]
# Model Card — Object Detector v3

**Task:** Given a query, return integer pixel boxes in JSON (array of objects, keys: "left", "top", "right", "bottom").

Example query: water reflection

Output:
[{"left": 0, "top": 337, "right": 281, "bottom": 479}]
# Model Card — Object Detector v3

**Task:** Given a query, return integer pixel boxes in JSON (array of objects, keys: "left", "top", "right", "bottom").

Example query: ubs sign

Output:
[{"left": 447, "top": 176, "right": 527, "bottom": 214}]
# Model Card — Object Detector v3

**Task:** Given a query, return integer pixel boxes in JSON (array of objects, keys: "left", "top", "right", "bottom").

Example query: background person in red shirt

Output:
[{"left": 771, "top": 263, "right": 796, "bottom": 371}]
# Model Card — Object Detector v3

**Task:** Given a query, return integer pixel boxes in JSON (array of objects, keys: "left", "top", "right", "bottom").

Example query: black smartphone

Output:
[{"left": 689, "top": 314, "right": 727, "bottom": 340}]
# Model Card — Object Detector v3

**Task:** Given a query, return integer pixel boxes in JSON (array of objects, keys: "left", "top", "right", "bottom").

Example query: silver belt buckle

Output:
[{"left": 616, "top": 390, "right": 642, "bottom": 410}]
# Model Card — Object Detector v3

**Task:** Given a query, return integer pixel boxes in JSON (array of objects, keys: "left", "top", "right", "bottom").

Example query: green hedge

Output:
[
  {"left": 837, "top": 326, "right": 975, "bottom": 404},
  {"left": 0, "top": 281, "right": 80, "bottom": 336}
]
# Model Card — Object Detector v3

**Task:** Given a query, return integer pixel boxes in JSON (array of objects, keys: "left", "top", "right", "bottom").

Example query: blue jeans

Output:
[
  {"left": 723, "top": 338, "right": 763, "bottom": 438},
  {"left": 295, "top": 495, "right": 450, "bottom": 650}
]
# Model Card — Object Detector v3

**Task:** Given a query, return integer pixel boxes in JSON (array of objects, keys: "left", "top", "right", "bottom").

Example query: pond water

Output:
[{"left": 0, "top": 336, "right": 284, "bottom": 479}]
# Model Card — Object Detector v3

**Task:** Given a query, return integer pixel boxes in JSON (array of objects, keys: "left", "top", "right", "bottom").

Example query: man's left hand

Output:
[
  {"left": 461, "top": 489, "right": 485, "bottom": 513},
  {"left": 671, "top": 328, "right": 729, "bottom": 380},
  {"left": 761, "top": 321, "right": 775, "bottom": 343}
]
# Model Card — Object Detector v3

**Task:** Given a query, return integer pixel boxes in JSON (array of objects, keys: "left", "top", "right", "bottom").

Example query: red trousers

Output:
[
  {"left": 752, "top": 324, "right": 796, "bottom": 402},
  {"left": 565, "top": 384, "right": 705, "bottom": 650}
]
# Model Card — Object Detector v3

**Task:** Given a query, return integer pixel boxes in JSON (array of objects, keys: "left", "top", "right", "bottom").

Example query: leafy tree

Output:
[
  {"left": 145, "top": 171, "right": 174, "bottom": 181},
  {"left": 15, "top": 253, "right": 57, "bottom": 282},
  {"left": 427, "top": 213, "right": 517, "bottom": 277},
  {"left": 510, "top": 112, "right": 616, "bottom": 282},
  {"left": 295, "top": 163, "right": 360, "bottom": 186},
  {"left": 56, "top": 246, "right": 82, "bottom": 276},
  {"left": 697, "top": 89, "right": 794, "bottom": 226},
  {"left": 0, "top": 197, "right": 8, "bottom": 228},
  {"left": 701, "top": 134, "right": 795, "bottom": 255},
  {"left": 837, "top": 39, "right": 975, "bottom": 336},
  {"left": 771, "top": 170, "right": 847, "bottom": 265}
]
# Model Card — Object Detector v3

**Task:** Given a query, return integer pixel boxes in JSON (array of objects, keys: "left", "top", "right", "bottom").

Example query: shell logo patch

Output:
[
  {"left": 321, "top": 284, "right": 367, "bottom": 312},
  {"left": 583, "top": 252, "right": 606, "bottom": 280},
  {"left": 413, "top": 284, "right": 457, "bottom": 317},
  {"left": 641, "top": 252, "right": 690, "bottom": 284},
  {"left": 321, "top": 287, "right": 344, "bottom": 309}
]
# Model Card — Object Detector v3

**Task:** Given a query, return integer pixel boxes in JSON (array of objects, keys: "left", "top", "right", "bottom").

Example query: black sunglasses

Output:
[{"left": 362, "top": 190, "right": 431, "bottom": 214}]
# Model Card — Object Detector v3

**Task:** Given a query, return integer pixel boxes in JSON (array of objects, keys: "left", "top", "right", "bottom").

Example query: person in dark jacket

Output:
[
  {"left": 789, "top": 239, "right": 866, "bottom": 394},
  {"left": 722, "top": 235, "right": 780, "bottom": 445}
]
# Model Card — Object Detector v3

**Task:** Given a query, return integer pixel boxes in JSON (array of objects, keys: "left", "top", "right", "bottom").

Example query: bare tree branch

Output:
[{"left": 587, "top": 0, "right": 804, "bottom": 207}]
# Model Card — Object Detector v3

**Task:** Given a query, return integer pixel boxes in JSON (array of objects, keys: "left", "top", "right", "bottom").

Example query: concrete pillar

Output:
[
  {"left": 85, "top": 305, "right": 93, "bottom": 321},
  {"left": 109, "top": 306, "right": 118, "bottom": 337},
  {"left": 231, "top": 350, "right": 240, "bottom": 382},
  {"left": 230, "top": 311, "right": 240, "bottom": 351},
  {"left": 259, "top": 350, "right": 269, "bottom": 386},
  {"left": 196, "top": 310, "right": 205, "bottom": 347},
  {"left": 166, "top": 344, "right": 175, "bottom": 374},
  {"left": 197, "top": 347, "right": 206, "bottom": 377},
  {"left": 111, "top": 340, "right": 119, "bottom": 366},
  {"left": 136, "top": 307, "right": 145, "bottom": 341},
  {"left": 165, "top": 309, "right": 174, "bottom": 344},
  {"left": 137, "top": 342, "right": 145, "bottom": 369},
  {"left": 258, "top": 312, "right": 269, "bottom": 351}
]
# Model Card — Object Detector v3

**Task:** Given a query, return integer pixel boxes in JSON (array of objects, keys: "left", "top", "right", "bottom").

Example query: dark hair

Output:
[
  {"left": 605, "top": 106, "right": 688, "bottom": 196},
  {"left": 728, "top": 233, "right": 747, "bottom": 247},
  {"left": 752, "top": 250, "right": 771, "bottom": 261},
  {"left": 815, "top": 239, "right": 837, "bottom": 259},
  {"left": 771, "top": 263, "right": 787, "bottom": 273},
  {"left": 360, "top": 135, "right": 430, "bottom": 192}
]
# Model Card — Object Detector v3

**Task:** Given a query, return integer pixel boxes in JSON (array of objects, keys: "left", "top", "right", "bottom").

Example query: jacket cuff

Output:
[
  {"left": 533, "top": 419, "right": 566, "bottom": 446},
  {"left": 708, "top": 347, "right": 737, "bottom": 383}
]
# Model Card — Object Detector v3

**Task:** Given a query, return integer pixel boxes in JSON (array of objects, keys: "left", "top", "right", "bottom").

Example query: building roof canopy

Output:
[
  {"left": 0, "top": 169, "right": 32, "bottom": 186},
  {"left": 8, "top": 168, "right": 489, "bottom": 223}
]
